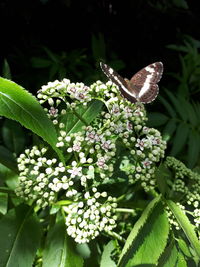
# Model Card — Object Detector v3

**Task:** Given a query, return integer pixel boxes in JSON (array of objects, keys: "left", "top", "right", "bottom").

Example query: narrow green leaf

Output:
[
  {"left": 62, "top": 99, "right": 103, "bottom": 135},
  {"left": 147, "top": 112, "right": 169, "bottom": 127},
  {"left": 2, "top": 120, "right": 26, "bottom": 155},
  {"left": 184, "top": 100, "right": 198, "bottom": 126},
  {"left": 163, "top": 119, "right": 177, "bottom": 141},
  {"left": 159, "top": 95, "right": 176, "bottom": 118},
  {"left": 2, "top": 59, "right": 12, "bottom": 80},
  {"left": 43, "top": 219, "right": 83, "bottom": 267},
  {"left": 166, "top": 200, "right": 200, "bottom": 259},
  {"left": 0, "top": 145, "right": 18, "bottom": 173},
  {"left": 118, "top": 196, "right": 169, "bottom": 267},
  {"left": 177, "top": 239, "right": 192, "bottom": 258},
  {"left": 170, "top": 122, "right": 190, "bottom": 156},
  {"left": 0, "top": 77, "right": 64, "bottom": 162},
  {"left": 0, "top": 192, "right": 8, "bottom": 214},
  {"left": 30, "top": 57, "right": 52, "bottom": 68},
  {"left": 100, "top": 240, "right": 116, "bottom": 267},
  {"left": 165, "top": 90, "right": 188, "bottom": 121},
  {"left": 193, "top": 101, "right": 200, "bottom": 123},
  {"left": 0, "top": 205, "right": 42, "bottom": 267},
  {"left": 176, "top": 252, "right": 187, "bottom": 267},
  {"left": 188, "top": 130, "right": 200, "bottom": 168}
]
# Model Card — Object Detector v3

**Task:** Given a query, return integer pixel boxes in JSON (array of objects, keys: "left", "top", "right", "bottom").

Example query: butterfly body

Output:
[{"left": 100, "top": 62, "right": 163, "bottom": 104}]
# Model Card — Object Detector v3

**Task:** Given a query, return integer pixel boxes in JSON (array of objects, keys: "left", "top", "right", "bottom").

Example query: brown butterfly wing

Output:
[
  {"left": 130, "top": 62, "right": 163, "bottom": 85},
  {"left": 100, "top": 62, "right": 137, "bottom": 103}
]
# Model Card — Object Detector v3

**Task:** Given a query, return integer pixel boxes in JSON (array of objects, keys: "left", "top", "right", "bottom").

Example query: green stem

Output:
[
  {"left": 116, "top": 208, "right": 135, "bottom": 214},
  {"left": 106, "top": 230, "right": 125, "bottom": 243}
]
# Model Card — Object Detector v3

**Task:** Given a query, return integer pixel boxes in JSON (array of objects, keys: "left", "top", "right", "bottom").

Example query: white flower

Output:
[
  {"left": 96, "top": 157, "right": 107, "bottom": 169},
  {"left": 72, "top": 141, "right": 81, "bottom": 152},
  {"left": 141, "top": 158, "right": 152, "bottom": 168},
  {"left": 111, "top": 104, "right": 120, "bottom": 116},
  {"left": 101, "top": 139, "right": 112, "bottom": 152},
  {"left": 135, "top": 138, "right": 146, "bottom": 151},
  {"left": 67, "top": 166, "right": 82, "bottom": 178}
]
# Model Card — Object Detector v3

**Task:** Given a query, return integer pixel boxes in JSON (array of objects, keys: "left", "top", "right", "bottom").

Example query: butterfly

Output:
[{"left": 100, "top": 61, "right": 163, "bottom": 104}]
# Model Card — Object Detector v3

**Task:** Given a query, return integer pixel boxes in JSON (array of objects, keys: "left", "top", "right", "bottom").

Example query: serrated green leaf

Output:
[
  {"left": 118, "top": 196, "right": 169, "bottom": 267},
  {"left": 100, "top": 240, "right": 116, "bottom": 267},
  {"left": 43, "top": 219, "right": 83, "bottom": 267},
  {"left": 0, "top": 77, "right": 64, "bottom": 163},
  {"left": 155, "top": 164, "right": 171, "bottom": 196},
  {"left": 166, "top": 200, "right": 200, "bottom": 259},
  {"left": 157, "top": 240, "right": 178, "bottom": 267},
  {"left": 188, "top": 130, "right": 200, "bottom": 168},
  {"left": 0, "top": 192, "right": 8, "bottom": 214},
  {"left": 0, "top": 205, "right": 42, "bottom": 267},
  {"left": 147, "top": 112, "right": 169, "bottom": 127},
  {"left": 170, "top": 122, "right": 190, "bottom": 156}
]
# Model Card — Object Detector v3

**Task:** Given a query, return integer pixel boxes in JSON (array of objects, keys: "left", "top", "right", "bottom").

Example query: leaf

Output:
[
  {"left": 62, "top": 99, "right": 103, "bottom": 135},
  {"left": 0, "top": 77, "right": 64, "bottom": 162},
  {"left": 170, "top": 122, "right": 190, "bottom": 156},
  {"left": 30, "top": 57, "right": 52, "bottom": 68},
  {"left": 2, "top": 119, "right": 26, "bottom": 155},
  {"left": 184, "top": 100, "right": 198, "bottom": 126},
  {"left": 177, "top": 239, "right": 192, "bottom": 258},
  {"left": 165, "top": 90, "right": 188, "bottom": 121},
  {"left": 100, "top": 240, "right": 116, "bottom": 267},
  {"left": 0, "top": 145, "right": 18, "bottom": 173},
  {"left": 176, "top": 252, "right": 187, "bottom": 267},
  {"left": 188, "top": 130, "right": 200, "bottom": 168},
  {"left": 0, "top": 192, "right": 8, "bottom": 214},
  {"left": 162, "top": 119, "right": 177, "bottom": 141},
  {"left": 0, "top": 205, "right": 42, "bottom": 267},
  {"left": 2, "top": 59, "right": 12, "bottom": 80},
  {"left": 157, "top": 240, "right": 178, "bottom": 267},
  {"left": 155, "top": 164, "right": 170, "bottom": 196},
  {"left": 159, "top": 95, "right": 176, "bottom": 118},
  {"left": 118, "top": 196, "right": 169, "bottom": 267},
  {"left": 0, "top": 163, "right": 19, "bottom": 190},
  {"left": 43, "top": 219, "right": 84, "bottom": 267},
  {"left": 166, "top": 200, "right": 200, "bottom": 259},
  {"left": 147, "top": 112, "right": 169, "bottom": 127}
]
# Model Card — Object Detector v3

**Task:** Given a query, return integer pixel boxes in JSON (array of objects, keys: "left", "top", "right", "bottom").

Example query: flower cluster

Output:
[
  {"left": 165, "top": 156, "right": 200, "bottom": 228},
  {"left": 16, "top": 146, "right": 68, "bottom": 208},
  {"left": 64, "top": 189, "right": 117, "bottom": 243},
  {"left": 15, "top": 78, "right": 167, "bottom": 243}
]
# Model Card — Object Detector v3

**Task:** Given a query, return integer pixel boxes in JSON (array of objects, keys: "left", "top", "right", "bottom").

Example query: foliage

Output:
[
  {"left": 0, "top": 75, "right": 200, "bottom": 266},
  {"left": 148, "top": 35, "right": 200, "bottom": 168}
]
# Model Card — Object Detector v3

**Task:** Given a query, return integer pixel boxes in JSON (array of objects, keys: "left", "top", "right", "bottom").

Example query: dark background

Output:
[
  {"left": 0, "top": 0, "right": 199, "bottom": 89},
  {"left": 1, "top": 0, "right": 200, "bottom": 167}
]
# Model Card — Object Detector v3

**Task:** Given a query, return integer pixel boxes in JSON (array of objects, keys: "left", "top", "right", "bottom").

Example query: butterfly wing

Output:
[
  {"left": 100, "top": 62, "right": 137, "bottom": 103},
  {"left": 100, "top": 61, "right": 163, "bottom": 104},
  {"left": 129, "top": 62, "right": 163, "bottom": 103}
]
